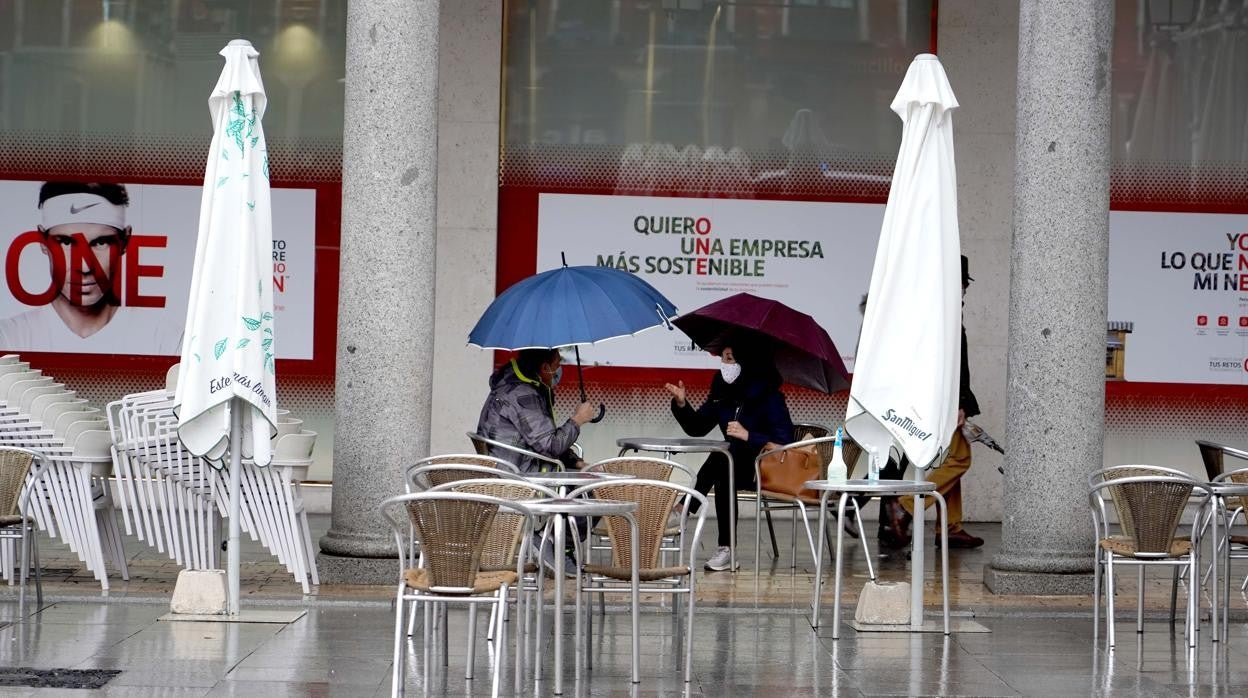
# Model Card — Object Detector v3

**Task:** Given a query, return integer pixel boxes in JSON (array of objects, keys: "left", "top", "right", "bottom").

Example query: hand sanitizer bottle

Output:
[{"left": 828, "top": 427, "right": 848, "bottom": 482}]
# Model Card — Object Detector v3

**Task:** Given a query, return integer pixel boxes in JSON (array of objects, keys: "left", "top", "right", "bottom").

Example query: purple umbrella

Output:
[{"left": 673, "top": 293, "right": 850, "bottom": 394}]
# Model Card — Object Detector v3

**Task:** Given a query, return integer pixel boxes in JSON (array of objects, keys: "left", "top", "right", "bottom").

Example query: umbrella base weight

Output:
[
  {"left": 169, "top": 569, "right": 227, "bottom": 615},
  {"left": 159, "top": 609, "right": 307, "bottom": 624}
]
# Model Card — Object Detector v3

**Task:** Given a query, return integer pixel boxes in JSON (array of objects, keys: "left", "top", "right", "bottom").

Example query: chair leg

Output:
[
  {"left": 392, "top": 593, "right": 406, "bottom": 697},
  {"left": 406, "top": 597, "right": 419, "bottom": 637},
  {"left": 422, "top": 601, "right": 433, "bottom": 687},
  {"left": 18, "top": 529, "right": 28, "bottom": 616},
  {"left": 493, "top": 591, "right": 506, "bottom": 698},
  {"left": 684, "top": 577, "right": 697, "bottom": 684},
  {"left": 1169, "top": 566, "right": 1179, "bottom": 632},
  {"left": 1106, "top": 556, "right": 1116, "bottom": 649},
  {"left": 790, "top": 507, "right": 798, "bottom": 568},
  {"left": 763, "top": 502, "right": 779, "bottom": 559},
  {"left": 1092, "top": 552, "right": 1101, "bottom": 644},
  {"left": 1136, "top": 566, "right": 1145, "bottom": 634},
  {"left": 465, "top": 604, "right": 478, "bottom": 679},
  {"left": 440, "top": 605, "right": 449, "bottom": 667}
]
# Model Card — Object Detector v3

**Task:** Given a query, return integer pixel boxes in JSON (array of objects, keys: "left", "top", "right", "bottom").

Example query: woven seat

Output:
[
  {"left": 380, "top": 491, "right": 538, "bottom": 696},
  {"left": 403, "top": 568, "right": 518, "bottom": 594},
  {"left": 568, "top": 478, "right": 709, "bottom": 684},
  {"left": 1099, "top": 536, "right": 1192, "bottom": 557},
  {"left": 0, "top": 514, "right": 32, "bottom": 527},
  {"left": 584, "top": 563, "right": 689, "bottom": 582},
  {"left": 1089, "top": 465, "right": 1208, "bottom": 650},
  {"left": 0, "top": 447, "right": 45, "bottom": 608}
]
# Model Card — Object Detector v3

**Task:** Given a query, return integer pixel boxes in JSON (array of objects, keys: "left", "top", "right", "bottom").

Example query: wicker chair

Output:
[
  {"left": 1210, "top": 467, "right": 1248, "bottom": 596},
  {"left": 752, "top": 434, "right": 874, "bottom": 576},
  {"left": 1088, "top": 465, "right": 1211, "bottom": 649},
  {"left": 583, "top": 457, "right": 694, "bottom": 585},
  {"left": 568, "top": 479, "right": 708, "bottom": 684},
  {"left": 467, "top": 432, "right": 569, "bottom": 473},
  {"left": 427, "top": 478, "right": 558, "bottom": 689},
  {"left": 404, "top": 462, "right": 526, "bottom": 493},
  {"left": 0, "top": 447, "right": 48, "bottom": 610},
  {"left": 380, "top": 492, "right": 537, "bottom": 697}
]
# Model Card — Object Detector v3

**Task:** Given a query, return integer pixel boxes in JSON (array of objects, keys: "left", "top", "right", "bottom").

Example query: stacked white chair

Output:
[
  {"left": 109, "top": 365, "right": 319, "bottom": 590},
  {"left": 0, "top": 355, "right": 128, "bottom": 590}
]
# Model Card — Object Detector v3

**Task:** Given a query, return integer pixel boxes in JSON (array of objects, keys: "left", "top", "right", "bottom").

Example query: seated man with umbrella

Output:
[{"left": 476, "top": 348, "right": 595, "bottom": 473}]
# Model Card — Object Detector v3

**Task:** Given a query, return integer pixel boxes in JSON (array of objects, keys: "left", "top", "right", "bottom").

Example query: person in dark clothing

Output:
[
  {"left": 665, "top": 342, "right": 794, "bottom": 571},
  {"left": 884, "top": 254, "right": 984, "bottom": 549}
]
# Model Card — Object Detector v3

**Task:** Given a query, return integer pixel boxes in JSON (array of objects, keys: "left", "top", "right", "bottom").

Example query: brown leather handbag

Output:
[{"left": 758, "top": 434, "right": 824, "bottom": 502}]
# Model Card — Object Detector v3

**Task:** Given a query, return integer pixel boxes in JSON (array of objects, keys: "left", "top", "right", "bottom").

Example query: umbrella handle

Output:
[{"left": 590, "top": 403, "right": 606, "bottom": 424}]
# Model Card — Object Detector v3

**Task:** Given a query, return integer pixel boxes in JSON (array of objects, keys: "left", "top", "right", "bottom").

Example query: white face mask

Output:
[{"left": 719, "top": 362, "right": 742, "bottom": 384}]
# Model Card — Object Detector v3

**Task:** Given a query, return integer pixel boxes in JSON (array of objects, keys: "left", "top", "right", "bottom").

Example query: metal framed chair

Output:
[
  {"left": 1089, "top": 465, "right": 1211, "bottom": 649},
  {"left": 467, "top": 432, "right": 568, "bottom": 473},
  {"left": 428, "top": 478, "right": 558, "bottom": 690},
  {"left": 0, "top": 446, "right": 50, "bottom": 611},
  {"left": 753, "top": 435, "right": 873, "bottom": 576},
  {"left": 738, "top": 422, "right": 832, "bottom": 562},
  {"left": 380, "top": 492, "right": 537, "bottom": 697},
  {"left": 1195, "top": 440, "right": 1248, "bottom": 481},
  {"left": 568, "top": 478, "right": 709, "bottom": 684},
  {"left": 1210, "top": 467, "right": 1248, "bottom": 592}
]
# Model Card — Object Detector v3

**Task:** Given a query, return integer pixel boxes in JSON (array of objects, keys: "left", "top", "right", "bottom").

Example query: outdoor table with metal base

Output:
[
  {"left": 617, "top": 437, "right": 737, "bottom": 569},
  {"left": 1205, "top": 482, "right": 1248, "bottom": 643},
  {"left": 521, "top": 474, "right": 638, "bottom": 695},
  {"left": 806, "top": 479, "right": 950, "bottom": 639}
]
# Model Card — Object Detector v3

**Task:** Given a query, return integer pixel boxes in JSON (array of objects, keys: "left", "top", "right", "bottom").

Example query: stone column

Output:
[
  {"left": 983, "top": 0, "right": 1113, "bottom": 595},
  {"left": 318, "top": 0, "right": 440, "bottom": 583}
]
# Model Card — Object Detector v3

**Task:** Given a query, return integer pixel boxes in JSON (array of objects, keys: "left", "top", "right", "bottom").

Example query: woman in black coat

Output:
[{"left": 665, "top": 343, "right": 794, "bottom": 571}]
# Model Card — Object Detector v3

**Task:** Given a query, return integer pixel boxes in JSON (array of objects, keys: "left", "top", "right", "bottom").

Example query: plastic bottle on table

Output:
[{"left": 827, "top": 427, "right": 847, "bottom": 482}]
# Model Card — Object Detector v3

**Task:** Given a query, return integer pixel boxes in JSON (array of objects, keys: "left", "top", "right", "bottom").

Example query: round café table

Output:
[
  {"left": 804, "top": 478, "right": 950, "bottom": 639},
  {"left": 520, "top": 496, "right": 639, "bottom": 694},
  {"left": 616, "top": 437, "right": 739, "bottom": 570}
]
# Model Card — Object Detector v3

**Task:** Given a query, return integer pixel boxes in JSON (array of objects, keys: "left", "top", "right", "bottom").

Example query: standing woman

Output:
[{"left": 665, "top": 342, "right": 794, "bottom": 571}]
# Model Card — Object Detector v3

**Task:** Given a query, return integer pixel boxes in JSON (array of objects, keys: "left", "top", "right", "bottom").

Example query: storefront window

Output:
[
  {"left": 500, "top": 0, "right": 936, "bottom": 200},
  {"left": 1111, "top": 0, "right": 1248, "bottom": 207},
  {"left": 0, "top": 0, "right": 346, "bottom": 182}
]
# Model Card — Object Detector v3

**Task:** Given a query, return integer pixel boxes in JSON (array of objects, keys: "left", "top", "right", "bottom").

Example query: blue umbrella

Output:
[{"left": 468, "top": 260, "right": 677, "bottom": 421}]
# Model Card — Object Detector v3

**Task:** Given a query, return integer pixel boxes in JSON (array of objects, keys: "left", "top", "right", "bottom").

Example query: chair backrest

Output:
[
  {"left": 19, "top": 384, "right": 65, "bottom": 415},
  {"left": 379, "top": 492, "right": 533, "bottom": 592},
  {"left": 467, "top": 431, "right": 563, "bottom": 473},
  {"left": 165, "top": 363, "right": 180, "bottom": 392},
  {"left": 276, "top": 417, "right": 303, "bottom": 438},
  {"left": 0, "top": 355, "right": 19, "bottom": 365},
  {"left": 64, "top": 417, "right": 109, "bottom": 445},
  {"left": 570, "top": 479, "right": 703, "bottom": 572},
  {"left": 0, "top": 448, "right": 36, "bottom": 518},
  {"left": 1195, "top": 440, "right": 1248, "bottom": 481},
  {"left": 274, "top": 431, "right": 317, "bottom": 460},
  {"left": 585, "top": 456, "right": 691, "bottom": 483},
  {"left": 6, "top": 377, "right": 52, "bottom": 406},
  {"left": 74, "top": 429, "right": 114, "bottom": 458},
  {"left": 1213, "top": 466, "right": 1248, "bottom": 513},
  {"left": 757, "top": 435, "right": 840, "bottom": 482},
  {"left": 1092, "top": 468, "right": 1197, "bottom": 556},
  {"left": 405, "top": 462, "right": 526, "bottom": 493},
  {"left": 430, "top": 479, "right": 558, "bottom": 570}
]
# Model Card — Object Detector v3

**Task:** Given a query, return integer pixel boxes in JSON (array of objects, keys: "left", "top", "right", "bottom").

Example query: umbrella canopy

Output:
[
  {"left": 672, "top": 293, "right": 849, "bottom": 394},
  {"left": 468, "top": 265, "right": 676, "bottom": 350},
  {"left": 174, "top": 40, "right": 276, "bottom": 619},
  {"left": 844, "top": 54, "right": 961, "bottom": 471}
]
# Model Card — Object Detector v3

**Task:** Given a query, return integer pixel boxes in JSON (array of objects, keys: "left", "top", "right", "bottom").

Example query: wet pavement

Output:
[{"left": 0, "top": 516, "right": 1245, "bottom": 695}]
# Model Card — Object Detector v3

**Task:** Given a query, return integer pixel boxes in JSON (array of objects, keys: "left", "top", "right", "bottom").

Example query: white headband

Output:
[{"left": 40, "top": 193, "right": 126, "bottom": 231}]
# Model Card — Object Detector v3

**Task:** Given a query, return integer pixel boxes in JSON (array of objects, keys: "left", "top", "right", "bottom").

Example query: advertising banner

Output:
[
  {"left": 1109, "top": 210, "right": 1248, "bottom": 385},
  {"left": 0, "top": 180, "right": 315, "bottom": 359},
  {"left": 537, "top": 193, "right": 884, "bottom": 370}
]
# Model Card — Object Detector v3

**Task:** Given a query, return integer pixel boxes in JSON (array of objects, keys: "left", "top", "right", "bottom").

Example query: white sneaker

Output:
[{"left": 704, "top": 546, "right": 733, "bottom": 571}]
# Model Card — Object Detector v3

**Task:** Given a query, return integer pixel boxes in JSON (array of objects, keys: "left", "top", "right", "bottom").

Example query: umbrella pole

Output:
[
  {"left": 910, "top": 468, "right": 925, "bottom": 630},
  {"left": 572, "top": 346, "right": 606, "bottom": 424},
  {"left": 228, "top": 398, "right": 242, "bottom": 617}
]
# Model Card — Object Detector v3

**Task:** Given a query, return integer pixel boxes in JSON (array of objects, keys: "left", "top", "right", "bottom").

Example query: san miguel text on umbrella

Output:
[{"left": 881, "top": 408, "right": 934, "bottom": 441}]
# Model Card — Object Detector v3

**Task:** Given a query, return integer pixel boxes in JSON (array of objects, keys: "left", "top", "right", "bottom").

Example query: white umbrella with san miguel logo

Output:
[
  {"left": 174, "top": 39, "right": 277, "bottom": 616},
  {"left": 843, "top": 54, "right": 962, "bottom": 631}
]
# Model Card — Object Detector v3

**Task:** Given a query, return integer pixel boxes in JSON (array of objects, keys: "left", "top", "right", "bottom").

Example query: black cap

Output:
[{"left": 961, "top": 255, "right": 973, "bottom": 286}]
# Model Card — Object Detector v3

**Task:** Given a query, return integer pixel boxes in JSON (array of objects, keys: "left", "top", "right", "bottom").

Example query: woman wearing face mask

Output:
[{"left": 664, "top": 341, "right": 794, "bottom": 571}]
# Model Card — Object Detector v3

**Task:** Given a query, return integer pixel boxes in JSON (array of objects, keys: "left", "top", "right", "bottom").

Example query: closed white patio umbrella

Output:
[
  {"left": 175, "top": 39, "right": 277, "bottom": 617},
  {"left": 844, "top": 53, "right": 962, "bottom": 628}
]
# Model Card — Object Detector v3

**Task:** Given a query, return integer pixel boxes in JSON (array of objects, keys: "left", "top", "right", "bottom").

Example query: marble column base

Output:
[
  {"left": 983, "top": 566, "right": 1094, "bottom": 596},
  {"left": 316, "top": 553, "right": 398, "bottom": 586}
]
